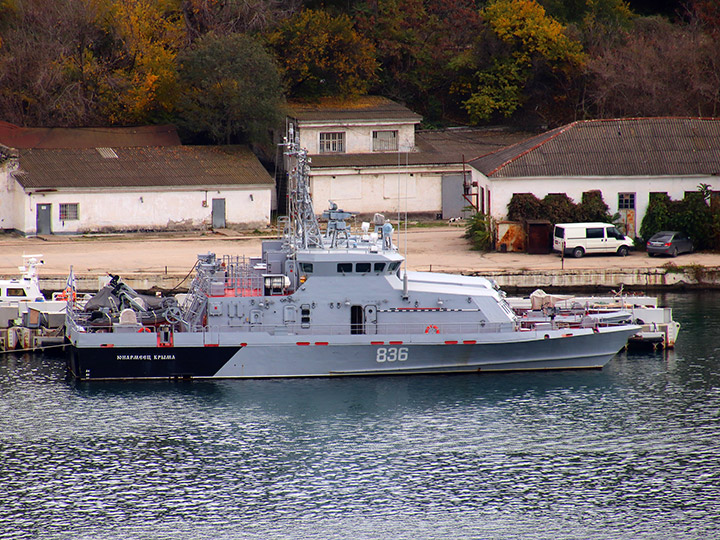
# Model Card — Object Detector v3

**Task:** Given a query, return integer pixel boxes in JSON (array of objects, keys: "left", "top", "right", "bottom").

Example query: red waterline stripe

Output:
[
  {"left": 204, "top": 344, "right": 219, "bottom": 347},
  {"left": 101, "top": 344, "right": 114, "bottom": 348},
  {"left": 444, "top": 340, "right": 458, "bottom": 345},
  {"left": 389, "top": 341, "right": 403, "bottom": 345},
  {"left": 370, "top": 341, "right": 384, "bottom": 345},
  {"left": 315, "top": 342, "right": 329, "bottom": 346},
  {"left": 462, "top": 340, "right": 477, "bottom": 345},
  {"left": 296, "top": 342, "right": 310, "bottom": 346}
]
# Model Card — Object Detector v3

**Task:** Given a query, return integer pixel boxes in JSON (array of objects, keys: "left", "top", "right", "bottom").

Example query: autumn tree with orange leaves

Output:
[
  {"left": 265, "top": 9, "right": 378, "bottom": 99},
  {"left": 454, "top": 0, "right": 586, "bottom": 125}
]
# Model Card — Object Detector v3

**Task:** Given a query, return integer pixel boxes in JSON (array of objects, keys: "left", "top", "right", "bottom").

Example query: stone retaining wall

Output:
[
  {"left": 479, "top": 266, "right": 720, "bottom": 293},
  {"left": 35, "top": 265, "right": 720, "bottom": 295}
]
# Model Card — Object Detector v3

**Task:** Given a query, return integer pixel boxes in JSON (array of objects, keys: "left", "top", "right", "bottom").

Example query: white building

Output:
[
  {"left": 0, "top": 125, "right": 274, "bottom": 235},
  {"left": 285, "top": 97, "right": 530, "bottom": 219},
  {"left": 468, "top": 118, "right": 720, "bottom": 237}
]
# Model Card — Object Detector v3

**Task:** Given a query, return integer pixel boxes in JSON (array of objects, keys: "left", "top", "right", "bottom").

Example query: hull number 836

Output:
[{"left": 376, "top": 347, "right": 409, "bottom": 363}]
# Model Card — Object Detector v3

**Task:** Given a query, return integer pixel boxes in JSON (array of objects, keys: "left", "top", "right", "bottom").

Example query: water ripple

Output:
[{"left": 2, "top": 291, "right": 720, "bottom": 539}]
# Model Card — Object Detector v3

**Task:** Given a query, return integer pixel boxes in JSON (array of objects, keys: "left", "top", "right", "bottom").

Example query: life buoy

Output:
[
  {"left": 425, "top": 324, "right": 439, "bottom": 334},
  {"left": 138, "top": 327, "right": 152, "bottom": 333}
]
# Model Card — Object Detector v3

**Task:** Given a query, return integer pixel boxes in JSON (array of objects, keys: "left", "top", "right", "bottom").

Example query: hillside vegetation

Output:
[{"left": 1, "top": 0, "right": 717, "bottom": 145}]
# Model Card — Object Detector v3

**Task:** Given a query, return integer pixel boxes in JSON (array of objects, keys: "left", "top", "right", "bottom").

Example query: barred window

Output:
[
  {"left": 319, "top": 132, "right": 345, "bottom": 153},
  {"left": 618, "top": 193, "right": 635, "bottom": 210},
  {"left": 59, "top": 203, "right": 79, "bottom": 221},
  {"left": 372, "top": 130, "right": 398, "bottom": 151}
]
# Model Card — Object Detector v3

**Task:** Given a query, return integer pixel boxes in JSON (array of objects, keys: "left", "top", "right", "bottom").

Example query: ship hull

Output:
[{"left": 66, "top": 326, "right": 639, "bottom": 381}]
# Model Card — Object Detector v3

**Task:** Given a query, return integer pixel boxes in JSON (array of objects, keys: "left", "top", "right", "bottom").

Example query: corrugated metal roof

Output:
[
  {"left": 0, "top": 123, "right": 181, "bottom": 149},
  {"left": 13, "top": 146, "right": 273, "bottom": 189},
  {"left": 288, "top": 96, "right": 422, "bottom": 123},
  {"left": 470, "top": 118, "right": 720, "bottom": 177},
  {"left": 306, "top": 128, "right": 535, "bottom": 169}
]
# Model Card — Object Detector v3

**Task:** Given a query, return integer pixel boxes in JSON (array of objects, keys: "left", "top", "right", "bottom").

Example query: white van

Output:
[{"left": 553, "top": 222, "right": 633, "bottom": 258}]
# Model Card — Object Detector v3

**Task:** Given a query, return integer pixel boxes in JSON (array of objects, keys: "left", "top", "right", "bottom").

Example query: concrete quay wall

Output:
[
  {"left": 36, "top": 266, "right": 720, "bottom": 296},
  {"left": 479, "top": 266, "right": 720, "bottom": 293}
]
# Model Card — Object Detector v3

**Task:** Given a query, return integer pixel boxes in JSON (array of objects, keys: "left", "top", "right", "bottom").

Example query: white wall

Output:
[
  {"left": 310, "top": 165, "right": 452, "bottom": 215},
  {"left": 471, "top": 171, "right": 719, "bottom": 236},
  {"left": 0, "top": 168, "right": 13, "bottom": 230},
  {"left": 12, "top": 185, "right": 272, "bottom": 234},
  {"left": 0, "top": 160, "right": 22, "bottom": 231},
  {"left": 297, "top": 121, "right": 416, "bottom": 154}
]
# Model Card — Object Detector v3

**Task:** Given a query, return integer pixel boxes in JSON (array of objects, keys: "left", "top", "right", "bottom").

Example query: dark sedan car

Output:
[{"left": 646, "top": 231, "right": 694, "bottom": 257}]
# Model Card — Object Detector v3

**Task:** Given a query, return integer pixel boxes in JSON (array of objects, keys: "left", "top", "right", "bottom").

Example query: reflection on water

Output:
[{"left": 1, "top": 291, "right": 719, "bottom": 539}]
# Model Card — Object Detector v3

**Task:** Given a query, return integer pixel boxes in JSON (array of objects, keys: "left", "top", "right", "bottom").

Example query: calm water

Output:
[{"left": 2, "top": 292, "right": 720, "bottom": 540}]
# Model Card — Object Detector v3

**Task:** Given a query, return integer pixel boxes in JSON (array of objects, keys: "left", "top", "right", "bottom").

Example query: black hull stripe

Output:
[{"left": 68, "top": 346, "right": 242, "bottom": 380}]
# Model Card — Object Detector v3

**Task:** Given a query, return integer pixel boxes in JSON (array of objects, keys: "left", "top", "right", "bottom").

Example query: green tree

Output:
[
  {"left": 457, "top": 0, "right": 586, "bottom": 125},
  {"left": 265, "top": 9, "right": 378, "bottom": 99},
  {"left": 177, "top": 32, "right": 284, "bottom": 144},
  {"left": 354, "top": 0, "right": 483, "bottom": 123}
]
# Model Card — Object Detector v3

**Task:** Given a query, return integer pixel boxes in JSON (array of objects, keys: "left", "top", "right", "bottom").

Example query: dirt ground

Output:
[{"left": 1, "top": 226, "right": 720, "bottom": 278}]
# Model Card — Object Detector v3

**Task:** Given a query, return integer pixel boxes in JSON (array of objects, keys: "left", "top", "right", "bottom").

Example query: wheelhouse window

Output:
[
  {"left": 618, "top": 193, "right": 635, "bottom": 210},
  {"left": 59, "top": 203, "right": 79, "bottom": 221},
  {"left": 6, "top": 288, "right": 27, "bottom": 297},
  {"left": 373, "top": 262, "right": 386, "bottom": 272},
  {"left": 372, "top": 130, "right": 398, "bottom": 151},
  {"left": 300, "top": 263, "right": 314, "bottom": 273},
  {"left": 319, "top": 132, "right": 345, "bottom": 153},
  {"left": 355, "top": 263, "right": 371, "bottom": 273},
  {"left": 337, "top": 263, "right": 352, "bottom": 273}
]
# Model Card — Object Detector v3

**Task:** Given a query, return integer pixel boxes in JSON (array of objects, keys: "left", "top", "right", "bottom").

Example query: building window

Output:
[
  {"left": 618, "top": 193, "right": 635, "bottom": 210},
  {"left": 372, "top": 130, "right": 398, "bottom": 151},
  {"left": 319, "top": 132, "right": 345, "bottom": 153},
  {"left": 59, "top": 203, "right": 79, "bottom": 221}
]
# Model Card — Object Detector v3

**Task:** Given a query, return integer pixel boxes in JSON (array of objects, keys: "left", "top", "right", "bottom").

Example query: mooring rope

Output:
[{"left": 0, "top": 343, "right": 67, "bottom": 355}]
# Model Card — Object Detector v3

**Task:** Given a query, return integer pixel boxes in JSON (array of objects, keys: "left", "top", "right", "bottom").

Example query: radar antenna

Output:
[{"left": 284, "top": 128, "right": 323, "bottom": 249}]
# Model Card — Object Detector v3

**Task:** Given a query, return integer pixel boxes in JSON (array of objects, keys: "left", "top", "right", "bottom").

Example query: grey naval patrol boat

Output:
[{"left": 65, "top": 140, "right": 640, "bottom": 381}]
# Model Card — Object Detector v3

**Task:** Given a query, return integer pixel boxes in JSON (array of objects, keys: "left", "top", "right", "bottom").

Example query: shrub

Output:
[
  {"left": 507, "top": 193, "right": 544, "bottom": 221},
  {"left": 577, "top": 190, "right": 614, "bottom": 222},
  {"left": 640, "top": 189, "right": 715, "bottom": 250},
  {"left": 464, "top": 212, "right": 495, "bottom": 251}
]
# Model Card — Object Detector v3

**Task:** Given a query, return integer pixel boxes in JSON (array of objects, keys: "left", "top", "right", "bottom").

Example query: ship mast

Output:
[{"left": 284, "top": 129, "right": 323, "bottom": 250}]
